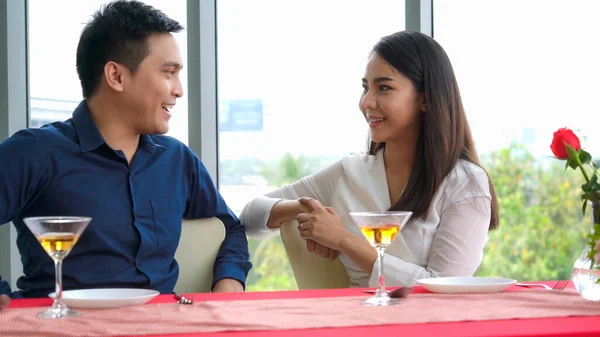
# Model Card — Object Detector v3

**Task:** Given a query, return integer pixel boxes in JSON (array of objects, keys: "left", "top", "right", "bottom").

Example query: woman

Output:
[{"left": 240, "top": 30, "right": 499, "bottom": 287}]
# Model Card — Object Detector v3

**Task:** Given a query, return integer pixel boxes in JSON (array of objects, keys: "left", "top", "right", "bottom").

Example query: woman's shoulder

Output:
[
  {"left": 309, "top": 152, "right": 377, "bottom": 182},
  {"left": 342, "top": 151, "right": 374, "bottom": 161},
  {"left": 341, "top": 151, "right": 381, "bottom": 169},
  {"left": 442, "top": 160, "right": 491, "bottom": 200},
  {"left": 449, "top": 160, "right": 487, "bottom": 181}
]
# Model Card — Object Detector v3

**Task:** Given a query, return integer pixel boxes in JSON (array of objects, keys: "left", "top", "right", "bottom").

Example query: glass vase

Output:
[{"left": 571, "top": 201, "right": 600, "bottom": 301}]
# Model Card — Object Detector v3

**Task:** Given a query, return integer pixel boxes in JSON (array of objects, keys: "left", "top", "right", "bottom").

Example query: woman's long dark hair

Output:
[{"left": 368, "top": 31, "right": 499, "bottom": 230}]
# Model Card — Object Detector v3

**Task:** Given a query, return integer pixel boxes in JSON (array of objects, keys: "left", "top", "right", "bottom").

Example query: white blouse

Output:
[{"left": 240, "top": 151, "right": 492, "bottom": 288}]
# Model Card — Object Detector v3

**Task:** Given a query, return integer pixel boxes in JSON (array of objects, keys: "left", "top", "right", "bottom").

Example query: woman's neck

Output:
[
  {"left": 382, "top": 137, "right": 418, "bottom": 204},
  {"left": 383, "top": 141, "right": 415, "bottom": 176}
]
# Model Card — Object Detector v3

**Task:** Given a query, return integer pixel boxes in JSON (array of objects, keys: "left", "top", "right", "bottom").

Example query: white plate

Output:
[
  {"left": 49, "top": 288, "right": 160, "bottom": 309},
  {"left": 417, "top": 277, "right": 517, "bottom": 293}
]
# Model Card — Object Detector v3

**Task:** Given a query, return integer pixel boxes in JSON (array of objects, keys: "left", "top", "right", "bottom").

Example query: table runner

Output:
[{"left": 1, "top": 289, "right": 599, "bottom": 337}]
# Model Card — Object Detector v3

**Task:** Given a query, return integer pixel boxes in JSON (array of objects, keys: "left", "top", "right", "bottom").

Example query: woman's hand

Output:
[
  {"left": 296, "top": 197, "right": 351, "bottom": 251},
  {"left": 297, "top": 197, "right": 378, "bottom": 274}
]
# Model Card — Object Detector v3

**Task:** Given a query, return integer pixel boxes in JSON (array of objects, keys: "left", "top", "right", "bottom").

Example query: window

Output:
[
  {"left": 28, "top": 0, "right": 188, "bottom": 144},
  {"left": 434, "top": 0, "right": 600, "bottom": 280},
  {"left": 217, "top": 0, "right": 406, "bottom": 290}
]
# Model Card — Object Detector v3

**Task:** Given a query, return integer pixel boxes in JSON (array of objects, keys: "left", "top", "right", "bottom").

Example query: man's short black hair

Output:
[{"left": 76, "top": 0, "right": 183, "bottom": 98}]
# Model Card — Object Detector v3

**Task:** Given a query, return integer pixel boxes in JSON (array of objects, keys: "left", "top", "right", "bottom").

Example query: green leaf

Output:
[
  {"left": 583, "top": 199, "right": 588, "bottom": 215},
  {"left": 566, "top": 145, "right": 580, "bottom": 162},
  {"left": 590, "top": 173, "right": 599, "bottom": 191},
  {"left": 583, "top": 192, "right": 600, "bottom": 202},
  {"left": 582, "top": 174, "right": 599, "bottom": 193},
  {"left": 567, "top": 159, "right": 578, "bottom": 170},
  {"left": 579, "top": 150, "right": 592, "bottom": 165}
]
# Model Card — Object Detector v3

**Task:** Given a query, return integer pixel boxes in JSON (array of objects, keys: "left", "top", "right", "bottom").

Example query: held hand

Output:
[
  {"left": 296, "top": 197, "right": 349, "bottom": 251},
  {"left": 212, "top": 278, "right": 244, "bottom": 293},
  {"left": 267, "top": 199, "right": 310, "bottom": 229},
  {"left": 0, "top": 294, "right": 10, "bottom": 310},
  {"left": 306, "top": 239, "right": 340, "bottom": 261}
]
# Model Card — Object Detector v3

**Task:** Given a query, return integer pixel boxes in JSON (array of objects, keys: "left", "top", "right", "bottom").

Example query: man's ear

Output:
[{"left": 104, "top": 61, "right": 127, "bottom": 93}]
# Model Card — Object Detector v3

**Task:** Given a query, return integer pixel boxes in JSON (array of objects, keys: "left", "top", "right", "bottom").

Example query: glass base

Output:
[
  {"left": 572, "top": 246, "right": 600, "bottom": 301},
  {"left": 572, "top": 273, "right": 600, "bottom": 301},
  {"left": 361, "top": 293, "right": 402, "bottom": 306},
  {"left": 36, "top": 306, "right": 80, "bottom": 318}
]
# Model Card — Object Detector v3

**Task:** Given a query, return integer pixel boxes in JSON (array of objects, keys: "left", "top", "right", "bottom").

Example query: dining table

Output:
[{"left": 2, "top": 280, "right": 599, "bottom": 337}]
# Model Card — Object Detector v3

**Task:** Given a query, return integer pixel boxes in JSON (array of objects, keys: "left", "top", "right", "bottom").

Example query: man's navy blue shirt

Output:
[{"left": 0, "top": 101, "right": 251, "bottom": 298}]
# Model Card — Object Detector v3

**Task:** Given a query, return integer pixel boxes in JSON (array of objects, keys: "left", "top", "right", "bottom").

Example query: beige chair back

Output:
[
  {"left": 280, "top": 220, "right": 350, "bottom": 289},
  {"left": 174, "top": 217, "right": 225, "bottom": 293}
]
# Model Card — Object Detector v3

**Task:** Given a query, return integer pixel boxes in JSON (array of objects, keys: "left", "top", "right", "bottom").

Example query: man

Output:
[{"left": 0, "top": 0, "right": 251, "bottom": 308}]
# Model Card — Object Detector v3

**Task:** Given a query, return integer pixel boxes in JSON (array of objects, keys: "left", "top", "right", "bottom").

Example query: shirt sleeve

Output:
[
  {"left": 369, "top": 168, "right": 492, "bottom": 287},
  {"left": 0, "top": 129, "right": 50, "bottom": 224},
  {"left": 0, "top": 129, "right": 50, "bottom": 296},
  {"left": 184, "top": 156, "right": 252, "bottom": 289},
  {"left": 240, "top": 159, "right": 344, "bottom": 239},
  {"left": 0, "top": 275, "right": 22, "bottom": 299},
  {"left": 0, "top": 275, "right": 10, "bottom": 297}
]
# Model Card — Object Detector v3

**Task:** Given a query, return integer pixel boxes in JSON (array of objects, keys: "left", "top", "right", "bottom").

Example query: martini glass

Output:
[
  {"left": 349, "top": 211, "right": 412, "bottom": 306},
  {"left": 23, "top": 216, "right": 91, "bottom": 318}
]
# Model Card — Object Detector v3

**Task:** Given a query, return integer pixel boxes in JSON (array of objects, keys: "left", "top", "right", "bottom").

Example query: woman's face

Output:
[{"left": 359, "top": 53, "right": 425, "bottom": 144}]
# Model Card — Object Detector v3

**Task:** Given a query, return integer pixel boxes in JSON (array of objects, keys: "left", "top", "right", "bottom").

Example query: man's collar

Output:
[
  {"left": 140, "top": 134, "right": 165, "bottom": 153},
  {"left": 72, "top": 100, "right": 105, "bottom": 153}
]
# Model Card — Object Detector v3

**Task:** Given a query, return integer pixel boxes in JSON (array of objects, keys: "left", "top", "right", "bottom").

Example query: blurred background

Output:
[{"left": 2, "top": 0, "right": 598, "bottom": 290}]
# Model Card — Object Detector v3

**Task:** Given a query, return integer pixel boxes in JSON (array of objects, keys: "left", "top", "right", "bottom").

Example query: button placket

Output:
[{"left": 129, "top": 171, "right": 138, "bottom": 220}]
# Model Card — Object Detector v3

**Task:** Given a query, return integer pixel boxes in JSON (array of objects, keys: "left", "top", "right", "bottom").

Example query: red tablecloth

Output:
[{"left": 6, "top": 281, "right": 600, "bottom": 337}]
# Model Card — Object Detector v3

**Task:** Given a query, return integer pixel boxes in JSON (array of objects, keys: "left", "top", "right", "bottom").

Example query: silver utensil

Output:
[
  {"left": 362, "top": 287, "right": 413, "bottom": 298},
  {"left": 515, "top": 282, "right": 552, "bottom": 290},
  {"left": 552, "top": 280, "right": 570, "bottom": 290},
  {"left": 173, "top": 293, "right": 194, "bottom": 304}
]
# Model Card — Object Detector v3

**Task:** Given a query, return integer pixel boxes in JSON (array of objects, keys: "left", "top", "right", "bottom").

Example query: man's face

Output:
[{"left": 121, "top": 33, "right": 184, "bottom": 135}]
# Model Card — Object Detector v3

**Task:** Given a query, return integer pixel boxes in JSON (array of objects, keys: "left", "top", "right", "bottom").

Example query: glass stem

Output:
[
  {"left": 375, "top": 246, "right": 387, "bottom": 296},
  {"left": 51, "top": 259, "right": 66, "bottom": 310}
]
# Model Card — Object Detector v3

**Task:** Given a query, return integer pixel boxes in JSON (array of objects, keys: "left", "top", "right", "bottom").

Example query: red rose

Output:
[{"left": 550, "top": 128, "right": 581, "bottom": 159}]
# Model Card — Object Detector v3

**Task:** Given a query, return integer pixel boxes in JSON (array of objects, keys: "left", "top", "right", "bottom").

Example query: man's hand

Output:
[
  {"left": 0, "top": 294, "right": 10, "bottom": 310},
  {"left": 306, "top": 239, "right": 340, "bottom": 261},
  {"left": 212, "top": 278, "right": 244, "bottom": 293}
]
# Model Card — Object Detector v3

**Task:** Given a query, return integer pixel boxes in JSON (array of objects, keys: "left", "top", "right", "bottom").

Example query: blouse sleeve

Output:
[
  {"left": 240, "top": 159, "right": 345, "bottom": 239},
  {"left": 369, "top": 166, "right": 492, "bottom": 287}
]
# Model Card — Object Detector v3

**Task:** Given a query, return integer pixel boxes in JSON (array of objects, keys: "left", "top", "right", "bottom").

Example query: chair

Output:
[
  {"left": 174, "top": 217, "right": 225, "bottom": 293},
  {"left": 280, "top": 220, "right": 350, "bottom": 289}
]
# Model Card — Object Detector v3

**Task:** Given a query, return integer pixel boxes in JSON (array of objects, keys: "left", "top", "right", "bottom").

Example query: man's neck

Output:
[{"left": 86, "top": 96, "right": 140, "bottom": 164}]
